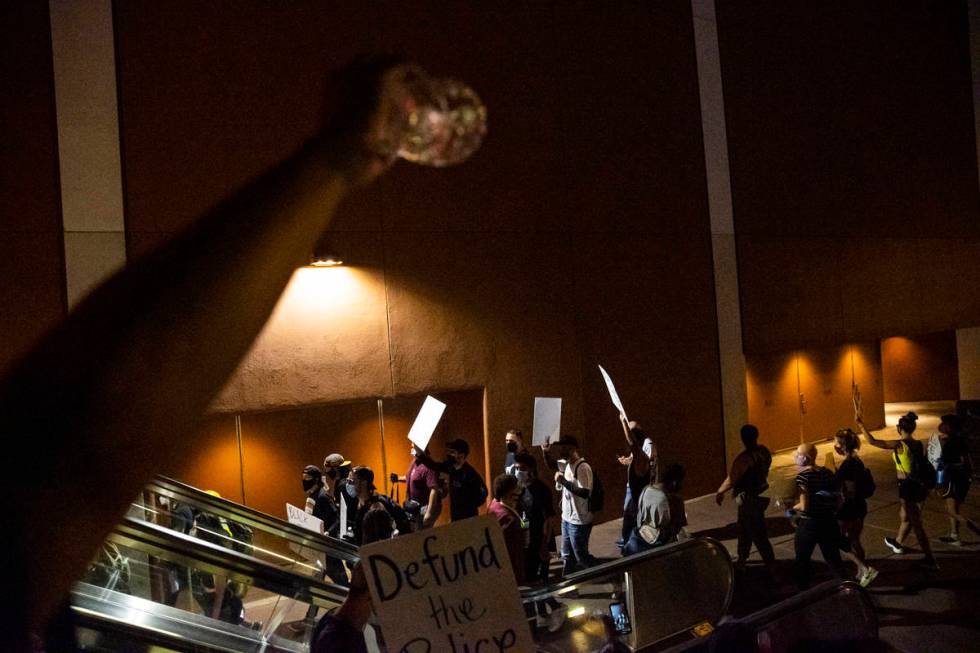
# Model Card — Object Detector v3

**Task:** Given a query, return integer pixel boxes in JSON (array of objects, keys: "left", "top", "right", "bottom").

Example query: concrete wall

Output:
[
  {"left": 0, "top": 1, "right": 65, "bottom": 375},
  {"left": 881, "top": 331, "right": 960, "bottom": 402},
  {"left": 716, "top": 1, "right": 980, "bottom": 353},
  {"left": 957, "top": 327, "right": 980, "bottom": 400},
  {"left": 113, "top": 1, "right": 727, "bottom": 506}
]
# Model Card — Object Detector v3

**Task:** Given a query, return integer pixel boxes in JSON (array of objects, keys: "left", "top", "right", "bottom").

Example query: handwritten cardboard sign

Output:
[
  {"left": 599, "top": 364, "right": 628, "bottom": 421},
  {"left": 361, "top": 515, "right": 534, "bottom": 653},
  {"left": 407, "top": 395, "right": 447, "bottom": 451},
  {"left": 286, "top": 503, "right": 324, "bottom": 534},
  {"left": 532, "top": 397, "right": 562, "bottom": 446}
]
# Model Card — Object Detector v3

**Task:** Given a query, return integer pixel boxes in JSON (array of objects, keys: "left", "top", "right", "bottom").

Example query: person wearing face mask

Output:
[
  {"left": 790, "top": 443, "right": 845, "bottom": 589},
  {"left": 323, "top": 453, "right": 356, "bottom": 538},
  {"left": 406, "top": 443, "right": 443, "bottom": 530},
  {"left": 512, "top": 453, "right": 565, "bottom": 631},
  {"left": 416, "top": 438, "right": 488, "bottom": 522},
  {"left": 487, "top": 474, "right": 528, "bottom": 585},
  {"left": 542, "top": 434, "right": 595, "bottom": 575},
  {"left": 714, "top": 424, "right": 775, "bottom": 567},
  {"left": 294, "top": 466, "right": 348, "bottom": 632},
  {"left": 504, "top": 429, "right": 527, "bottom": 474},
  {"left": 616, "top": 417, "right": 656, "bottom": 552},
  {"left": 349, "top": 466, "right": 411, "bottom": 545},
  {"left": 833, "top": 428, "right": 878, "bottom": 587}
]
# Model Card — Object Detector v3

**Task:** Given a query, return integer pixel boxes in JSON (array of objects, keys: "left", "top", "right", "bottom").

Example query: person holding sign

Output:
[
  {"left": 311, "top": 563, "right": 372, "bottom": 653},
  {"left": 543, "top": 435, "right": 595, "bottom": 575},
  {"left": 406, "top": 443, "right": 444, "bottom": 530},
  {"left": 416, "top": 438, "right": 489, "bottom": 522},
  {"left": 617, "top": 417, "right": 657, "bottom": 552}
]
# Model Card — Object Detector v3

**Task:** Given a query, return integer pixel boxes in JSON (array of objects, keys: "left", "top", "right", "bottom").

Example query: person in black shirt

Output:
[
  {"left": 834, "top": 429, "right": 877, "bottom": 587},
  {"left": 791, "top": 443, "right": 845, "bottom": 589},
  {"left": 512, "top": 453, "right": 565, "bottom": 632},
  {"left": 715, "top": 424, "right": 775, "bottom": 566},
  {"left": 416, "top": 438, "right": 488, "bottom": 522},
  {"left": 349, "top": 466, "right": 411, "bottom": 545},
  {"left": 311, "top": 563, "right": 372, "bottom": 653},
  {"left": 298, "top": 465, "right": 348, "bottom": 631}
]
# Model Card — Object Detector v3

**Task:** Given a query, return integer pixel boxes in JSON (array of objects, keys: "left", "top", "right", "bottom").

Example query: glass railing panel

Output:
[
  {"left": 131, "top": 475, "right": 358, "bottom": 582},
  {"left": 72, "top": 516, "right": 350, "bottom": 651},
  {"left": 522, "top": 537, "right": 734, "bottom": 652}
]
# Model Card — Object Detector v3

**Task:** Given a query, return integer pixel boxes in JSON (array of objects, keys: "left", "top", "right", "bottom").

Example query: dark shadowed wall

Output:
[
  {"left": 881, "top": 331, "right": 960, "bottom": 402},
  {"left": 716, "top": 0, "right": 980, "bottom": 353},
  {"left": 113, "top": 1, "right": 724, "bottom": 508},
  {"left": 0, "top": 1, "right": 65, "bottom": 375}
]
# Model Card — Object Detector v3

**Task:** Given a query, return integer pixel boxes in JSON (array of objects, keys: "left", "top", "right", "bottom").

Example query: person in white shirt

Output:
[{"left": 543, "top": 434, "right": 594, "bottom": 575}]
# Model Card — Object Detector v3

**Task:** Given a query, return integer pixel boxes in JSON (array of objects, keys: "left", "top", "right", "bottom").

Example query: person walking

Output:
[
  {"left": 416, "top": 438, "right": 488, "bottom": 521},
  {"left": 791, "top": 443, "right": 846, "bottom": 590},
  {"left": 833, "top": 428, "right": 878, "bottom": 587},
  {"left": 617, "top": 418, "right": 656, "bottom": 552},
  {"left": 715, "top": 424, "right": 775, "bottom": 567},
  {"left": 859, "top": 413, "right": 939, "bottom": 570},
  {"left": 928, "top": 414, "right": 980, "bottom": 544},
  {"left": 543, "top": 435, "right": 595, "bottom": 575},
  {"left": 624, "top": 463, "right": 687, "bottom": 555}
]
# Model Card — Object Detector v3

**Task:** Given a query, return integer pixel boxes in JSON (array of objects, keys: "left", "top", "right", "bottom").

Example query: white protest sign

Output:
[
  {"left": 286, "top": 503, "right": 324, "bottom": 534},
  {"left": 360, "top": 515, "right": 534, "bottom": 653},
  {"left": 532, "top": 397, "right": 562, "bottom": 446},
  {"left": 407, "top": 395, "right": 447, "bottom": 451},
  {"left": 598, "top": 364, "right": 628, "bottom": 421}
]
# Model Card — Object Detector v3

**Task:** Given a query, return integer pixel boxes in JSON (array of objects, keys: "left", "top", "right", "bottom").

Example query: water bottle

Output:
[{"left": 377, "top": 65, "right": 487, "bottom": 167}]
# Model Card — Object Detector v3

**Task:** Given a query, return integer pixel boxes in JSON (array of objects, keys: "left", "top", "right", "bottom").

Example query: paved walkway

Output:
[{"left": 584, "top": 402, "right": 980, "bottom": 652}]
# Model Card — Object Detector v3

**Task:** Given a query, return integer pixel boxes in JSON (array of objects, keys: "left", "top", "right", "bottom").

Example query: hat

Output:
[
  {"left": 351, "top": 466, "right": 376, "bottom": 490},
  {"left": 323, "top": 453, "right": 351, "bottom": 468},
  {"left": 303, "top": 464, "right": 323, "bottom": 480},
  {"left": 555, "top": 435, "right": 579, "bottom": 448},
  {"left": 446, "top": 438, "right": 470, "bottom": 456}
]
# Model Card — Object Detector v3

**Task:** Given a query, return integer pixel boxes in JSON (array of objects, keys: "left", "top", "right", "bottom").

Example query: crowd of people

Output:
[{"left": 302, "top": 408, "right": 976, "bottom": 652}]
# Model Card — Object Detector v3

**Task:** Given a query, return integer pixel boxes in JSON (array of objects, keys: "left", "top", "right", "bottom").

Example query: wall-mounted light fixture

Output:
[
  {"left": 308, "top": 237, "right": 343, "bottom": 267},
  {"left": 309, "top": 253, "right": 344, "bottom": 267}
]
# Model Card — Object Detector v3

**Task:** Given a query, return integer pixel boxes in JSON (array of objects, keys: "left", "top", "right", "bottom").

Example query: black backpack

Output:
[
  {"left": 574, "top": 461, "right": 605, "bottom": 514},
  {"left": 857, "top": 465, "right": 876, "bottom": 499},
  {"left": 896, "top": 441, "right": 936, "bottom": 490}
]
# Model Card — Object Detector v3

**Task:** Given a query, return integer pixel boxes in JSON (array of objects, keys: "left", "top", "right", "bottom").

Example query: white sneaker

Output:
[
  {"left": 858, "top": 567, "right": 879, "bottom": 587},
  {"left": 545, "top": 605, "right": 566, "bottom": 633},
  {"left": 884, "top": 537, "right": 904, "bottom": 554}
]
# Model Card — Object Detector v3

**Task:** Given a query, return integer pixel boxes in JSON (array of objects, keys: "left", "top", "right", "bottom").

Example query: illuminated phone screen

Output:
[{"left": 609, "top": 601, "right": 632, "bottom": 635}]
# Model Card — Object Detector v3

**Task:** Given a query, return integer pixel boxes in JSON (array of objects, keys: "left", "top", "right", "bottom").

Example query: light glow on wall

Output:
[{"left": 278, "top": 266, "right": 364, "bottom": 314}]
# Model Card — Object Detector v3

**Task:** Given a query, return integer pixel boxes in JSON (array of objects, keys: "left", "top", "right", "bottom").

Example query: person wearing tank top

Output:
[{"left": 859, "top": 413, "right": 938, "bottom": 571}]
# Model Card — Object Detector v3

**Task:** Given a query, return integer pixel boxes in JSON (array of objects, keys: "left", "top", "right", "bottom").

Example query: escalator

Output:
[{"left": 71, "top": 479, "right": 736, "bottom": 652}]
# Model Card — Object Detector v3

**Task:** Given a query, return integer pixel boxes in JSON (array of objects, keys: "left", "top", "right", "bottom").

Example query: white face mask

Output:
[{"left": 642, "top": 439, "right": 654, "bottom": 459}]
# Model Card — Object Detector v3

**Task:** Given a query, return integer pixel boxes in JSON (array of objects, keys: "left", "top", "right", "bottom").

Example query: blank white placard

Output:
[
  {"left": 406, "top": 395, "right": 447, "bottom": 451},
  {"left": 532, "top": 397, "right": 562, "bottom": 446},
  {"left": 598, "top": 364, "right": 628, "bottom": 421}
]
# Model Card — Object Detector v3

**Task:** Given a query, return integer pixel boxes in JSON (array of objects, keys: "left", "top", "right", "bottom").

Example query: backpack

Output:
[
  {"left": 857, "top": 465, "right": 876, "bottom": 499},
  {"left": 574, "top": 461, "right": 605, "bottom": 514},
  {"left": 896, "top": 441, "right": 936, "bottom": 490}
]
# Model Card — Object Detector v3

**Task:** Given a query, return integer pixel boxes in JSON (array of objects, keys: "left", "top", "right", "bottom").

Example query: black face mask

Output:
[
  {"left": 302, "top": 478, "right": 318, "bottom": 492},
  {"left": 506, "top": 441, "right": 518, "bottom": 453},
  {"left": 325, "top": 468, "right": 338, "bottom": 479}
]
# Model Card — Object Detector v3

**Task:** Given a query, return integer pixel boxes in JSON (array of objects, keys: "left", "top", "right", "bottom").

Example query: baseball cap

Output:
[{"left": 323, "top": 453, "right": 351, "bottom": 468}]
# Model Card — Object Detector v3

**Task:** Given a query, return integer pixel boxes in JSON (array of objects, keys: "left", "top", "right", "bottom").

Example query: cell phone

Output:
[{"left": 609, "top": 601, "right": 632, "bottom": 635}]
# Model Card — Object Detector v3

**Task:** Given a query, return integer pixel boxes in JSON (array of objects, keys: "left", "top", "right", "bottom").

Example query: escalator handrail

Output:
[
  {"left": 660, "top": 580, "right": 878, "bottom": 652},
  {"left": 108, "top": 515, "right": 351, "bottom": 606},
  {"left": 519, "top": 536, "right": 734, "bottom": 607},
  {"left": 148, "top": 474, "right": 359, "bottom": 559},
  {"left": 731, "top": 579, "right": 876, "bottom": 633}
]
